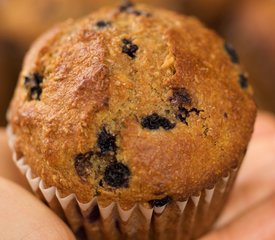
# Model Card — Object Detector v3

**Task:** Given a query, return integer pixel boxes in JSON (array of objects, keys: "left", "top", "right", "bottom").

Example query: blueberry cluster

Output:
[
  {"left": 141, "top": 113, "right": 176, "bottom": 130},
  {"left": 74, "top": 127, "right": 130, "bottom": 188},
  {"left": 122, "top": 38, "right": 139, "bottom": 59}
]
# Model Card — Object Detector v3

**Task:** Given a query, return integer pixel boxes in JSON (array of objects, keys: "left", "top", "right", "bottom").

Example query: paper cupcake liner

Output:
[{"left": 7, "top": 126, "right": 239, "bottom": 240}]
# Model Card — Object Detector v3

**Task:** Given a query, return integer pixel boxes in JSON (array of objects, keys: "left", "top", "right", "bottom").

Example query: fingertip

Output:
[
  {"left": 0, "top": 177, "right": 75, "bottom": 240},
  {"left": 253, "top": 111, "right": 275, "bottom": 138}
]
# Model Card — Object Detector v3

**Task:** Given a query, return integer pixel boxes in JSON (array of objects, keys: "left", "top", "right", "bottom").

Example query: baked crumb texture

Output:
[{"left": 9, "top": 2, "right": 256, "bottom": 207}]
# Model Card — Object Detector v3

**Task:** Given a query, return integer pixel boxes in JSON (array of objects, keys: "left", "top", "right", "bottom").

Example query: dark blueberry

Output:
[
  {"left": 75, "top": 226, "right": 87, "bottom": 240},
  {"left": 88, "top": 205, "right": 100, "bottom": 223},
  {"left": 149, "top": 196, "right": 172, "bottom": 207},
  {"left": 99, "top": 179, "right": 103, "bottom": 187},
  {"left": 96, "top": 20, "right": 112, "bottom": 28},
  {"left": 141, "top": 113, "right": 176, "bottom": 130},
  {"left": 224, "top": 42, "right": 239, "bottom": 64},
  {"left": 97, "top": 127, "right": 117, "bottom": 155},
  {"left": 189, "top": 108, "right": 203, "bottom": 115},
  {"left": 119, "top": 1, "right": 134, "bottom": 12},
  {"left": 24, "top": 73, "right": 43, "bottom": 100},
  {"left": 122, "top": 38, "right": 139, "bottom": 59},
  {"left": 74, "top": 151, "right": 93, "bottom": 180},
  {"left": 119, "top": 1, "right": 151, "bottom": 17},
  {"left": 239, "top": 74, "right": 249, "bottom": 89},
  {"left": 131, "top": 9, "right": 152, "bottom": 17},
  {"left": 224, "top": 112, "right": 228, "bottom": 119},
  {"left": 177, "top": 107, "right": 190, "bottom": 125},
  {"left": 169, "top": 88, "right": 192, "bottom": 106},
  {"left": 144, "top": 12, "right": 152, "bottom": 17},
  {"left": 104, "top": 162, "right": 130, "bottom": 188},
  {"left": 122, "top": 38, "right": 131, "bottom": 45},
  {"left": 131, "top": 9, "right": 142, "bottom": 16},
  {"left": 177, "top": 107, "right": 203, "bottom": 125}
]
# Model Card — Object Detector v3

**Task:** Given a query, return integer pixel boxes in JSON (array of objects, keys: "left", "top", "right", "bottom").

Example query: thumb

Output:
[{"left": 0, "top": 177, "right": 75, "bottom": 240}]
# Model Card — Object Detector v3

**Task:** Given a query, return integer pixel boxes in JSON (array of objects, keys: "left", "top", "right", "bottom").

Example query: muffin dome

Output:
[{"left": 9, "top": 2, "right": 256, "bottom": 206}]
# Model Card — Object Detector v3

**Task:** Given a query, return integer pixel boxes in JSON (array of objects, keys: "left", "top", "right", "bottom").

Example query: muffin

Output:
[
  {"left": 226, "top": 0, "right": 275, "bottom": 113},
  {"left": 7, "top": 2, "right": 256, "bottom": 240}
]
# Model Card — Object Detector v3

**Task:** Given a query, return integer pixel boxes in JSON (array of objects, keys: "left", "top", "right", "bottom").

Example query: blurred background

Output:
[{"left": 0, "top": 0, "right": 274, "bottom": 126}]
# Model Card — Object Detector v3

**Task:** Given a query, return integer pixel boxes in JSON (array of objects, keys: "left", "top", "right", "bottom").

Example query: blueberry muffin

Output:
[
  {"left": 8, "top": 2, "right": 256, "bottom": 239},
  {"left": 226, "top": 0, "right": 275, "bottom": 112}
]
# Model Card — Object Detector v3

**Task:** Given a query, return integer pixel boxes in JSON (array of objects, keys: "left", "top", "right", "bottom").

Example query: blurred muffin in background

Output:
[
  {"left": 143, "top": 0, "right": 233, "bottom": 28},
  {"left": 226, "top": 0, "right": 275, "bottom": 112},
  {"left": 0, "top": 0, "right": 113, "bottom": 46},
  {"left": 140, "top": 0, "right": 184, "bottom": 12},
  {"left": 181, "top": 0, "right": 231, "bottom": 27}
]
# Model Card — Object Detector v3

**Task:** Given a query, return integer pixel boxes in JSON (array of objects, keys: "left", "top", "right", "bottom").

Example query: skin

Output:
[{"left": 0, "top": 111, "right": 275, "bottom": 239}]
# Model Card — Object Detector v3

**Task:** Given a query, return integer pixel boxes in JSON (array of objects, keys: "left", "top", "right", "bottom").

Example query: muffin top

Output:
[{"left": 9, "top": 2, "right": 256, "bottom": 207}]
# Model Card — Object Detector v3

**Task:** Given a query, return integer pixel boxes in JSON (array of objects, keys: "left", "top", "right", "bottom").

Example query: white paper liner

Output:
[{"left": 6, "top": 126, "right": 239, "bottom": 239}]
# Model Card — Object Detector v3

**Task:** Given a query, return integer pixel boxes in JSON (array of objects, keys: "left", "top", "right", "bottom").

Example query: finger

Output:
[
  {"left": 202, "top": 193, "right": 275, "bottom": 240},
  {"left": 0, "top": 128, "right": 30, "bottom": 190},
  {"left": 216, "top": 112, "right": 275, "bottom": 226},
  {"left": 253, "top": 111, "right": 275, "bottom": 138},
  {"left": 0, "top": 177, "right": 75, "bottom": 240}
]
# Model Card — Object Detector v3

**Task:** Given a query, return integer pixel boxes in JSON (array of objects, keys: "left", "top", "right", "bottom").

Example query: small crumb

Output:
[{"left": 161, "top": 54, "right": 175, "bottom": 69}]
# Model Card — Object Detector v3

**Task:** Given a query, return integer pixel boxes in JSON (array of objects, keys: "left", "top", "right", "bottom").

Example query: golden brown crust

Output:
[{"left": 8, "top": 3, "right": 256, "bottom": 206}]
